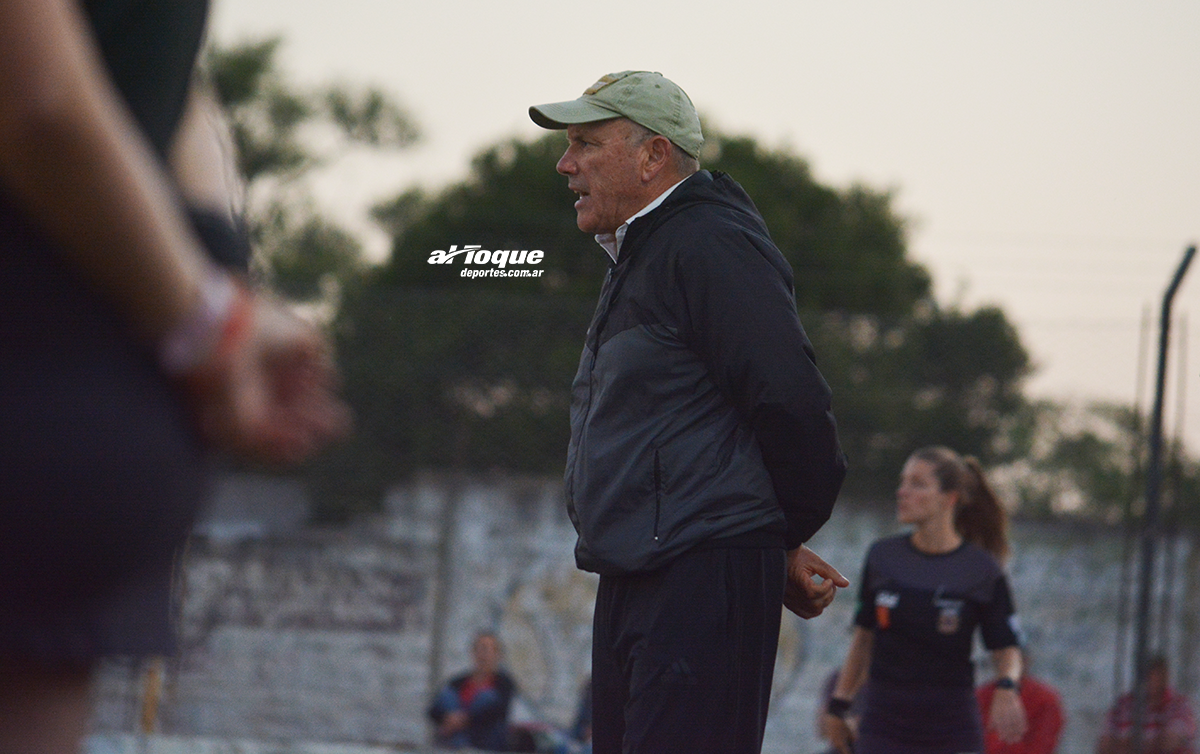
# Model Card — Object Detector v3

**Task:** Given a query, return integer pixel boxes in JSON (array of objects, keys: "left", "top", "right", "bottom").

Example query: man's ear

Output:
[{"left": 640, "top": 135, "right": 673, "bottom": 183}]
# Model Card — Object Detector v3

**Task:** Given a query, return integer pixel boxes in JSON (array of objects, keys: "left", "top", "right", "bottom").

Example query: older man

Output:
[{"left": 529, "top": 71, "right": 849, "bottom": 753}]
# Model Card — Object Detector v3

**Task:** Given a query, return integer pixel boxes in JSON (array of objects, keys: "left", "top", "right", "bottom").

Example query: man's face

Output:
[
  {"left": 556, "top": 119, "right": 650, "bottom": 235},
  {"left": 473, "top": 634, "right": 500, "bottom": 675}
]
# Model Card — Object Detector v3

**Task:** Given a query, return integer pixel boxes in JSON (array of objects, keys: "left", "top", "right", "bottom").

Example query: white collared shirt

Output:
[{"left": 594, "top": 178, "right": 688, "bottom": 263}]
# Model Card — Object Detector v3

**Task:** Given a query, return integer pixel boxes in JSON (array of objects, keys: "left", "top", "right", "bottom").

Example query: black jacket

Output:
[{"left": 565, "top": 170, "right": 847, "bottom": 576}]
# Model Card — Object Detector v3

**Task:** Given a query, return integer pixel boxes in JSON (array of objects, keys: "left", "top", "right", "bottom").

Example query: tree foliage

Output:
[
  {"left": 812, "top": 304, "right": 1030, "bottom": 497},
  {"left": 703, "top": 135, "right": 930, "bottom": 316},
  {"left": 372, "top": 135, "right": 607, "bottom": 296},
  {"left": 207, "top": 41, "right": 1198, "bottom": 529},
  {"left": 990, "top": 401, "right": 1200, "bottom": 529},
  {"left": 373, "top": 132, "right": 932, "bottom": 313},
  {"left": 203, "top": 38, "right": 418, "bottom": 300},
  {"left": 306, "top": 129, "right": 1031, "bottom": 518},
  {"left": 306, "top": 288, "right": 594, "bottom": 520}
]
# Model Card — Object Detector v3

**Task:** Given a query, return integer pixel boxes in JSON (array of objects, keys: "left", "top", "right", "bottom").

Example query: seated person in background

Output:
[
  {"left": 1097, "top": 655, "right": 1196, "bottom": 754},
  {"left": 428, "top": 631, "right": 518, "bottom": 751},
  {"left": 977, "top": 648, "right": 1064, "bottom": 754}
]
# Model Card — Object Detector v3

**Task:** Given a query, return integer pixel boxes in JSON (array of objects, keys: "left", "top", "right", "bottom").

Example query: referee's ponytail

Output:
[{"left": 910, "top": 446, "right": 1011, "bottom": 563}]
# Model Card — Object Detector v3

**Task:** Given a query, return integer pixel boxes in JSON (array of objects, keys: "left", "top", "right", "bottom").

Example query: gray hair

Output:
[{"left": 627, "top": 120, "right": 700, "bottom": 176}]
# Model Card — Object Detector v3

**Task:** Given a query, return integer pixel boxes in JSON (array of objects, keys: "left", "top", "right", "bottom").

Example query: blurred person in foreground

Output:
[
  {"left": 0, "top": 0, "right": 349, "bottom": 752},
  {"left": 427, "top": 631, "right": 519, "bottom": 751},
  {"left": 823, "top": 446, "right": 1027, "bottom": 754},
  {"left": 1096, "top": 655, "right": 1196, "bottom": 754},
  {"left": 528, "top": 70, "right": 848, "bottom": 754},
  {"left": 977, "top": 648, "right": 1064, "bottom": 754}
]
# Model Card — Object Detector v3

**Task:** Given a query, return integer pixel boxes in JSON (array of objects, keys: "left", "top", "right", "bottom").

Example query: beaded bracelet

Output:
[{"left": 159, "top": 269, "right": 253, "bottom": 376}]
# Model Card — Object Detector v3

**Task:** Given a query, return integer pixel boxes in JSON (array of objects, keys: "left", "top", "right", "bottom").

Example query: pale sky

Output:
[{"left": 210, "top": 0, "right": 1200, "bottom": 450}]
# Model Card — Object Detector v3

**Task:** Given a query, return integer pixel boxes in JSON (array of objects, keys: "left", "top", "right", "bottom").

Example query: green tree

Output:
[
  {"left": 992, "top": 400, "right": 1200, "bottom": 529},
  {"left": 307, "top": 288, "right": 594, "bottom": 519},
  {"left": 203, "top": 38, "right": 419, "bottom": 300},
  {"left": 309, "top": 128, "right": 1031, "bottom": 519},
  {"left": 814, "top": 304, "right": 1031, "bottom": 498},
  {"left": 372, "top": 134, "right": 608, "bottom": 296},
  {"left": 702, "top": 135, "right": 930, "bottom": 316},
  {"left": 372, "top": 131, "right": 932, "bottom": 312}
]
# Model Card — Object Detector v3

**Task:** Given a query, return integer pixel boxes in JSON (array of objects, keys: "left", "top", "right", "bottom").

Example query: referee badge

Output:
[
  {"left": 875, "top": 591, "right": 899, "bottom": 629},
  {"left": 934, "top": 597, "right": 964, "bottom": 634}
]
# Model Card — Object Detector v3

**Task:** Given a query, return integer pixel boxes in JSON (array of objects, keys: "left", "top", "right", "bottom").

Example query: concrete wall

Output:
[{"left": 92, "top": 473, "right": 1200, "bottom": 754}]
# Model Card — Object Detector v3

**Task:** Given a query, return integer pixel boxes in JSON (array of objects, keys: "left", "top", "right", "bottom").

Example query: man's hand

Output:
[
  {"left": 182, "top": 292, "right": 351, "bottom": 465},
  {"left": 783, "top": 545, "right": 849, "bottom": 618}
]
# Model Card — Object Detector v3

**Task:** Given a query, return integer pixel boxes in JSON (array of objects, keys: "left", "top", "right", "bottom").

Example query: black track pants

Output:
[{"left": 590, "top": 545, "right": 787, "bottom": 754}]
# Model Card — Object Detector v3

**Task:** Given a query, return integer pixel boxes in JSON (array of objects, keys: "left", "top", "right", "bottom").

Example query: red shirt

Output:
[
  {"left": 977, "top": 676, "right": 1065, "bottom": 754},
  {"left": 458, "top": 674, "right": 498, "bottom": 708},
  {"left": 1100, "top": 686, "right": 1197, "bottom": 754}
]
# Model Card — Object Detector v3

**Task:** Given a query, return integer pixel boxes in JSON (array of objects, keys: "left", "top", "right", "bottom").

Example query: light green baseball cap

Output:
[{"left": 529, "top": 70, "right": 704, "bottom": 158}]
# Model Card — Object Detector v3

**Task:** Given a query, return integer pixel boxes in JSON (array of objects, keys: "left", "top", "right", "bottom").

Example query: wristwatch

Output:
[{"left": 996, "top": 677, "right": 1018, "bottom": 691}]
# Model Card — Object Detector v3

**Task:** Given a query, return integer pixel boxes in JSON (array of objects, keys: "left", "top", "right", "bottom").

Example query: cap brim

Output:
[{"left": 529, "top": 98, "right": 623, "bottom": 129}]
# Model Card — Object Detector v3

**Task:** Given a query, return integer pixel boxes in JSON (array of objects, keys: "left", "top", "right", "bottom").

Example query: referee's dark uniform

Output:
[{"left": 852, "top": 534, "right": 1022, "bottom": 754}]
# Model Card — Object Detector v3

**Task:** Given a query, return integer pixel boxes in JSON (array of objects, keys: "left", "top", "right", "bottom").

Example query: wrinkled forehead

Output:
[{"left": 567, "top": 117, "right": 634, "bottom": 140}]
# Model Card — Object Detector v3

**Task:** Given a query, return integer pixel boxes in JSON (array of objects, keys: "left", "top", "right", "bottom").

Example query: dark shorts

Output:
[
  {"left": 856, "top": 679, "right": 983, "bottom": 754},
  {"left": 1, "top": 213, "right": 208, "bottom": 665}
]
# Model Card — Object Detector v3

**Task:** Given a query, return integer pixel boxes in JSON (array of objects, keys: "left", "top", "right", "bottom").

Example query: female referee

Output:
[{"left": 824, "top": 446, "right": 1027, "bottom": 754}]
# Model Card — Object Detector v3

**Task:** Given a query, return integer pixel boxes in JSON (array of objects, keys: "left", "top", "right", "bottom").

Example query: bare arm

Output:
[
  {"left": 0, "top": 0, "right": 207, "bottom": 340},
  {"left": 832, "top": 627, "right": 872, "bottom": 702},
  {"left": 823, "top": 627, "right": 873, "bottom": 754},
  {"left": 987, "top": 647, "right": 1028, "bottom": 744},
  {"left": 169, "top": 86, "right": 245, "bottom": 222},
  {"left": 0, "top": 0, "right": 348, "bottom": 463},
  {"left": 992, "top": 645, "right": 1022, "bottom": 680}
]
